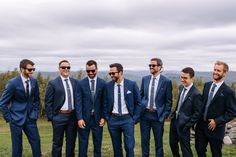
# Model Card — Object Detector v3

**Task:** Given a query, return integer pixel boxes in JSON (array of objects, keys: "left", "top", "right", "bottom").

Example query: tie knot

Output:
[
  {"left": 25, "top": 80, "right": 29, "bottom": 84},
  {"left": 117, "top": 84, "right": 121, "bottom": 87},
  {"left": 91, "top": 79, "right": 95, "bottom": 83},
  {"left": 64, "top": 79, "right": 68, "bottom": 82},
  {"left": 212, "top": 83, "right": 217, "bottom": 88}
]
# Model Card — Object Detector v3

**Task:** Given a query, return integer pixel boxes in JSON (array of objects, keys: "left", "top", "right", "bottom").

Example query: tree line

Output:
[{"left": 0, "top": 69, "right": 236, "bottom": 118}]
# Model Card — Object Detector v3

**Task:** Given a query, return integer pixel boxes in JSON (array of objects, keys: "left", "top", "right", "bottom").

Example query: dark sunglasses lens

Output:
[
  {"left": 86, "top": 70, "right": 96, "bottom": 73},
  {"left": 149, "top": 64, "right": 157, "bottom": 68},
  {"left": 61, "top": 67, "right": 71, "bottom": 70},
  {"left": 109, "top": 72, "right": 114, "bottom": 76},
  {"left": 27, "top": 68, "right": 35, "bottom": 72}
]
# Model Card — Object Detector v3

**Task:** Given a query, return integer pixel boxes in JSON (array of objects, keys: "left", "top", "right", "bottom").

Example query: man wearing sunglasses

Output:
[
  {"left": 169, "top": 67, "right": 202, "bottom": 157},
  {"left": 45, "top": 60, "right": 77, "bottom": 157},
  {"left": 140, "top": 58, "right": 172, "bottom": 157},
  {"left": 0, "top": 59, "right": 41, "bottom": 157},
  {"left": 76, "top": 60, "right": 106, "bottom": 157},
  {"left": 104, "top": 63, "right": 142, "bottom": 157}
]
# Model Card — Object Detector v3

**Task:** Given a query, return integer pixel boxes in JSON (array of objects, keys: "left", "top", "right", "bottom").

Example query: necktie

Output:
[
  {"left": 203, "top": 83, "right": 217, "bottom": 121},
  {"left": 65, "top": 79, "right": 73, "bottom": 111},
  {"left": 149, "top": 78, "right": 156, "bottom": 109},
  {"left": 176, "top": 87, "right": 187, "bottom": 119},
  {"left": 90, "top": 79, "right": 95, "bottom": 111},
  {"left": 25, "top": 80, "right": 29, "bottom": 98},
  {"left": 117, "top": 84, "right": 122, "bottom": 114}
]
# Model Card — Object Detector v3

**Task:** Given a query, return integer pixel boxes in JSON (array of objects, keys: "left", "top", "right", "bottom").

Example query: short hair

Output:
[
  {"left": 151, "top": 58, "right": 163, "bottom": 67},
  {"left": 19, "top": 59, "right": 34, "bottom": 69},
  {"left": 86, "top": 60, "right": 97, "bottom": 69},
  {"left": 182, "top": 67, "right": 195, "bottom": 78},
  {"left": 59, "top": 60, "right": 70, "bottom": 67},
  {"left": 215, "top": 60, "right": 229, "bottom": 72},
  {"left": 109, "top": 63, "right": 123, "bottom": 72}
]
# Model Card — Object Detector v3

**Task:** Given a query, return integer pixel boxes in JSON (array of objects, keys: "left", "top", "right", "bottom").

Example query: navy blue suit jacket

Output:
[
  {"left": 45, "top": 76, "right": 78, "bottom": 121},
  {"left": 200, "top": 81, "right": 236, "bottom": 139},
  {"left": 0, "top": 76, "right": 40, "bottom": 126},
  {"left": 76, "top": 77, "right": 106, "bottom": 125},
  {"left": 171, "top": 85, "right": 202, "bottom": 130},
  {"left": 140, "top": 75, "right": 173, "bottom": 122},
  {"left": 104, "top": 79, "right": 142, "bottom": 123}
]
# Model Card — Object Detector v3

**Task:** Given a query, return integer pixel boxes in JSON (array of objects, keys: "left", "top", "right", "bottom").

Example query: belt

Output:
[
  {"left": 145, "top": 108, "right": 157, "bottom": 113},
  {"left": 58, "top": 110, "right": 75, "bottom": 114},
  {"left": 111, "top": 113, "right": 129, "bottom": 117}
]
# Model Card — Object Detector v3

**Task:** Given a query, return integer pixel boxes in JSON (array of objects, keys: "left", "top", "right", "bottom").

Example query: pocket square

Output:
[{"left": 127, "top": 90, "right": 132, "bottom": 94}]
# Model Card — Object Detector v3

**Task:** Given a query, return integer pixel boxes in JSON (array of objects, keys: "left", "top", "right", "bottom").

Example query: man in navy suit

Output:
[
  {"left": 195, "top": 61, "right": 236, "bottom": 157},
  {"left": 45, "top": 60, "right": 78, "bottom": 157},
  {"left": 76, "top": 60, "right": 106, "bottom": 157},
  {"left": 0, "top": 59, "right": 41, "bottom": 157},
  {"left": 105, "top": 63, "right": 142, "bottom": 157},
  {"left": 169, "top": 67, "right": 202, "bottom": 157},
  {"left": 140, "top": 58, "right": 172, "bottom": 157}
]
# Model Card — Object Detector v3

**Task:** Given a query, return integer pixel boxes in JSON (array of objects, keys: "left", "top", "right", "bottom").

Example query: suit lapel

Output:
[
  {"left": 110, "top": 81, "right": 115, "bottom": 109},
  {"left": 182, "top": 85, "right": 194, "bottom": 104},
  {"left": 145, "top": 75, "right": 151, "bottom": 97},
  {"left": 210, "top": 82, "right": 225, "bottom": 104},
  {"left": 94, "top": 78, "right": 101, "bottom": 101},
  {"left": 155, "top": 75, "right": 163, "bottom": 97},
  {"left": 57, "top": 76, "right": 65, "bottom": 97},
  {"left": 17, "top": 76, "right": 28, "bottom": 98}
]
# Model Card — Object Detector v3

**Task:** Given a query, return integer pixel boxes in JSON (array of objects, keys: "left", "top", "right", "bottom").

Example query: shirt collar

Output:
[
  {"left": 60, "top": 75, "right": 69, "bottom": 81},
  {"left": 88, "top": 76, "right": 97, "bottom": 82},
  {"left": 21, "top": 74, "right": 29, "bottom": 82},
  {"left": 151, "top": 74, "right": 160, "bottom": 80},
  {"left": 115, "top": 79, "right": 124, "bottom": 87},
  {"left": 184, "top": 83, "right": 193, "bottom": 91},
  {"left": 213, "top": 80, "right": 224, "bottom": 88}
]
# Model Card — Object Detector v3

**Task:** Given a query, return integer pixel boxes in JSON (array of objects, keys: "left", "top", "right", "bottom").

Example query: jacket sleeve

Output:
[
  {"left": 0, "top": 80, "right": 14, "bottom": 122},
  {"left": 45, "top": 81, "right": 54, "bottom": 121},
  {"left": 133, "top": 82, "right": 143, "bottom": 123},
  {"left": 75, "top": 81, "right": 83, "bottom": 120},
  {"left": 215, "top": 89, "right": 236, "bottom": 126},
  {"left": 164, "top": 80, "right": 173, "bottom": 118}
]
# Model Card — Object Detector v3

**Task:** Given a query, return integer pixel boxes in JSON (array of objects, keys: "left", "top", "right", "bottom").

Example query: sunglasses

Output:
[
  {"left": 60, "top": 66, "right": 71, "bottom": 70},
  {"left": 109, "top": 72, "right": 119, "bottom": 76},
  {"left": 86, "top": 70, "right": 96, "bottom": 73},
  {"left": 148, "top": 64, "right": 159, "bottom": 68},
  {"left": 25, "top": 68, "right": 35, "bottom": 72}
]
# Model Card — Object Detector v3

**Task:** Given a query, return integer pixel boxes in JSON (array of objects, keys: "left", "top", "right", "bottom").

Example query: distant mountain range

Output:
[{"left": 37, "top": 70, "right": 236, "bottom": 86}]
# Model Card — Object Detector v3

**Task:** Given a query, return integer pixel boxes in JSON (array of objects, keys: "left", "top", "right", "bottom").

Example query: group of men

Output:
[{"left": 0, "top": 58, "right": 236, "bottom": 157}]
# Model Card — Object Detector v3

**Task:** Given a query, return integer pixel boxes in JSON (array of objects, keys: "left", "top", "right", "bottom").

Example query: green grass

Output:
[{"left": 0, "top": 118, "right": 236, "bottom": 157}]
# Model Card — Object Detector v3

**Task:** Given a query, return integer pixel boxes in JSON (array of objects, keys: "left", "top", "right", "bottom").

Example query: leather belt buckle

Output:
[
  {"left": 145, "top": 108, "right": 157, "bottom": 113},
  {"left": 58, "top": 110, "right": 74, "bottom": 114},
  {"left": 111, "top": 113, "right": 129, "bottom": 117}
]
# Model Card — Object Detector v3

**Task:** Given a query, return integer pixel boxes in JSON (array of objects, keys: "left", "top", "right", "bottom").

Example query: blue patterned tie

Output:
[
  {"left": 149, "top": 78, "right": 156, "bottom": 109},
  {"left": 65, "top": 79, "right": 73, "bottom": 111},
  {"left": 176, "top": 88, "right": 187, "bottom": 119},
  {"left": 117, "top": 84, "right": 122, "bottom": 114},
  {"left": 204, "top": 83, "right": 217, "bottom": 121},
  {"left": 91, "top": 79, "right": 95, "bottom": 111}
]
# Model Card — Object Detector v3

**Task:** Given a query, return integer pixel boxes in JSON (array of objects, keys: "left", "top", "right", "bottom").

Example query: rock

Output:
[{"left": 223, "top": 135, "right": 232, "bottom": 145}]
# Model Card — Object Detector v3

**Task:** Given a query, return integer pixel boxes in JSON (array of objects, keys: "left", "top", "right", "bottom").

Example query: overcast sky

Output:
[{"left": 0, "top": 0, "right": 236, "bottom": 72}]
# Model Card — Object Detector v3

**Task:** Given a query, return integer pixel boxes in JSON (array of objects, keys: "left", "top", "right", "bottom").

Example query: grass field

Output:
[{"left": 1, "top": 118, "right": 236, "bottom": 157}]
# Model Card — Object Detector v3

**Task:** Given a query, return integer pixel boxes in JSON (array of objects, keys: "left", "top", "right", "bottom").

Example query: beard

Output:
[
  {"left": 213, "top": 73, "right": 223, "bottom": 81},
  {"left": 111, "top": 76, "right": 119, "bottom": 82}
]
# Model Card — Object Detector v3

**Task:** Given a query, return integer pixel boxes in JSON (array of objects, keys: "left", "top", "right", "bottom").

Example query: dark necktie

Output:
[
  {"left": 25, "top": 80, "right": 29, "bottom": 98},
  {"left": 176, "top": 87, "right": 187, "bottom": 119},
  {"left": 90, "top": 79, "right": 95, "bottom": 111},
  {"left": 117, "top": 84, "right": 122, "bottom": 114},
  {"left": 65, "top": 79, "right": 73, "bottom": 111},
  {"left": 149, "top": 78, "right": 156, "bottom": 109},
  {"left": 204, "top": 83, "right": 217, "bottom": 121}
]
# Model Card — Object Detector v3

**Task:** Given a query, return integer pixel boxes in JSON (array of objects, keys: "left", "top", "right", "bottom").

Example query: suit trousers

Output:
[
  {"left": 9, "top": 119, "right": 41, "bottom": 157},
  {"left": 108, "top": 114, "right": 135, "bottom": 157},
  {"left": 195, "top": 121, "right": 223, "bottom": 157},
  {"left": 169, "top": 119, "right": 193, "bottom": 157},
  {"left": 140, "top": 112, "right": 164, "bottom": 157},
  {"left": 78, "top": 115, "right": 103, "bottom": 157},
  {"left": 52, "top": 113, "right": 77, "bottom": 157}
]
